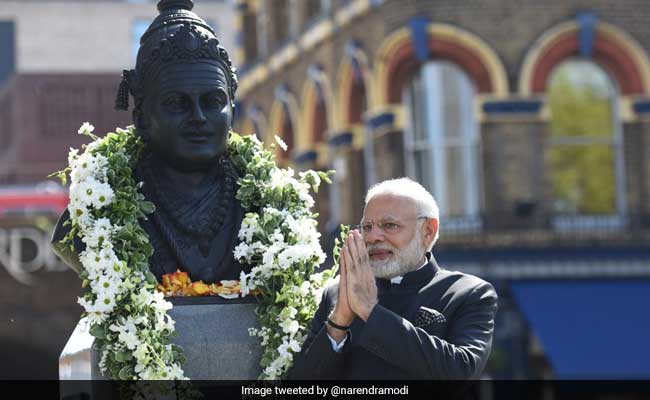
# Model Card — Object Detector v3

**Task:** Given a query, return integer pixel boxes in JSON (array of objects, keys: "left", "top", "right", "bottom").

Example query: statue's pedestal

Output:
[{"left": 59, "top": 297, "right": 262, "bottom": 396}]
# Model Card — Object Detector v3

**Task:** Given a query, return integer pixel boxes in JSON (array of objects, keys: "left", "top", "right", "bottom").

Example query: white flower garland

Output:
[{"left": 55, "top": 123, "right": 336, "bottom": 381}]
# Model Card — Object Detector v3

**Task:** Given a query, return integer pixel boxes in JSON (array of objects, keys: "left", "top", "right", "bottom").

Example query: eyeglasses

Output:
[{"left": 354, "top": 216, "right": 428, "bottom": 235}]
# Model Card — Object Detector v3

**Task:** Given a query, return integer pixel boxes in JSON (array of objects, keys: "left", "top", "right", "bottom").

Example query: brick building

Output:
[
  {"left": 0, "top": 0, "right": 237, "bottom": 379},
  {"left": 234, "top": 0, "right": 650, "bottom": 380},
  {"left": 0, "top": 0, "right": 237, "bottom": 183}
]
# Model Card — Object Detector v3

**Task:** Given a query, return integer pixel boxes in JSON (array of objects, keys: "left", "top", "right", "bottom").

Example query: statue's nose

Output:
[{"left": 189, "top": 99, "right": 207, "bottom": 126}]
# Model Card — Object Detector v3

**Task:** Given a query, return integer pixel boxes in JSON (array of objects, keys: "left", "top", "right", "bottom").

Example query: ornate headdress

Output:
[{"left": 115, "top": 0, "right": 238, "bottom": 111}]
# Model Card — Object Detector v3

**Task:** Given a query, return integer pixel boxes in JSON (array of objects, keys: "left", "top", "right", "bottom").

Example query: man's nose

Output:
[{"left": 363, "top": 226, "right": 385, "bottom": 244}]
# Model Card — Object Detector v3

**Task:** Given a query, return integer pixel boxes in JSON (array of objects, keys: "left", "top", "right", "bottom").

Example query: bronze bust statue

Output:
[{"left": 53, "top": 0, "right": 246, "bottom": 283}]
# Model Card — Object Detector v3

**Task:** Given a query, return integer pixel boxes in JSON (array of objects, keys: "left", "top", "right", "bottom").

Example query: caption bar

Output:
[{"left": 242, "top": 384, "right": 409, "bottom": 397}]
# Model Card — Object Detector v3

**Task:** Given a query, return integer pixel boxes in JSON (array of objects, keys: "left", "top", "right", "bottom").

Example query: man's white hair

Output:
[{"left": 364, "top": 177, "right": 440, "bottom": 248}]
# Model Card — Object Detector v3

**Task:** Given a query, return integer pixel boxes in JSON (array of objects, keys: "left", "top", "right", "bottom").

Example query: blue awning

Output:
[{"left": 510, "top": 279, "right": 650, "bottom": 379}]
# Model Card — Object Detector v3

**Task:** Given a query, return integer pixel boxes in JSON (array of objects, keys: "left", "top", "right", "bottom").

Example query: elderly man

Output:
[{"left": 290, "top": 178, "right": 498, "bottom": 380}]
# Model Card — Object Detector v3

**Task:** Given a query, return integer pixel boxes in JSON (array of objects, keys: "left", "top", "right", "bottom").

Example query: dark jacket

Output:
[{"left": 289, "top": 256, "right": 498, "bottom": 380}]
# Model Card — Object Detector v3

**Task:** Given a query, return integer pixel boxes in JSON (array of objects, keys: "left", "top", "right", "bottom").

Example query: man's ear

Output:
[{"left": 422, "top": 218, "right": 438, "bottom": 247}]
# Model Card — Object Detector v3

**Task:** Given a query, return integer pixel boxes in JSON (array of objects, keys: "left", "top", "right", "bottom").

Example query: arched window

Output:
[
  {"left": 403, "top": 61, "right": 481, "bottom": 225},
  {"left": 548, "top": 59, "right": 624, "bottom": 222},
  {"left": 303, "top": 0, "right": 323, "bottom": 26},
  {"left": 348, "top": 66, "right": 367, "bottom": 124},
  {"left": 312, "top": 89, "right": 327, "bottom": 143},
  {"left": 269, "top": 0, "right": 290, "bottom": 48},
  {"left": 247, "top": 105, "right": 267, "bottom": 144}
]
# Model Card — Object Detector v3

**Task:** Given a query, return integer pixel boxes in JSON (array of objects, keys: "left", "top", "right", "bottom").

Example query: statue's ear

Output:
[
  {"left": 133, "top": 106, "right": 145, "bottom": 129},
  {"left": 132, "top": 104, "right": 151, "bottom": 142}
]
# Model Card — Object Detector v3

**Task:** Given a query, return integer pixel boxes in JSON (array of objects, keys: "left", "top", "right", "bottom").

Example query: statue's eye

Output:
[
  {"left": 162, "top": 95, "right": 189, "bottom": 111},
  {"left": 204, "top": 90, "right": 227, "bottom": 108}
]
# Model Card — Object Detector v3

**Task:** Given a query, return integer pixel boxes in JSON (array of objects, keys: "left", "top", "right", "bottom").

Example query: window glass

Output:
[
  {"left": 548, "top": 59, "right": 619, "bottom": 215},
  {"left": 403, "top": 61, "right": 480, "bottom": 220}
]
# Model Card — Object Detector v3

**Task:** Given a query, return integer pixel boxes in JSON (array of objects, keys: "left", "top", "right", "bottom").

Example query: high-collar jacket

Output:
[{"left": 289, "top": 255, "right": 498, "bottom": 380}]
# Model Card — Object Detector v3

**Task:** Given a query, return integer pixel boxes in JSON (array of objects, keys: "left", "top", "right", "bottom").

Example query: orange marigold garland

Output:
[{"left": 158, "top": 270, "right": 260, "bottom": 298}]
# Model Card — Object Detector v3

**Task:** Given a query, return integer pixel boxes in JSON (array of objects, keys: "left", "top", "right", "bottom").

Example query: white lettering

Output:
[{"left": 0, "top": 227, "right": 68, "bottom": 285}]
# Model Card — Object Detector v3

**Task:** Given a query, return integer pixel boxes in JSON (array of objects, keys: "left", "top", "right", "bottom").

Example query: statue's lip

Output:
[{"left": 183, "top": 131, "right": 213, "bottom": 142}]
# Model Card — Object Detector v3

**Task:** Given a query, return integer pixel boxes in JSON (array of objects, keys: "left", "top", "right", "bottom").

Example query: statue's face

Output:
[{"left": 142, "top": 61, "right": 232, "bottom": 172}]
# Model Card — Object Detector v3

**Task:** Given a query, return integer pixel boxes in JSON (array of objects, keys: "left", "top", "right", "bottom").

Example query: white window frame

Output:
[
  {"left": 548, "top": 59, "right": 627, "bottom": 232},
  {"left": 403, "top": 61, "right": 482, "bottom": 233}
]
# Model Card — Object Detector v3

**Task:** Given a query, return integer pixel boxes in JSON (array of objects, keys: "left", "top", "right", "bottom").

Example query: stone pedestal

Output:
[{"left": 59, "top": 297, "right": 262, "bottom": 396}]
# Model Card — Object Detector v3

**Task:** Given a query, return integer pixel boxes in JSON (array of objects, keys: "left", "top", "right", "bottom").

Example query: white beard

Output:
[{"left": 367, "top": 229, "right": 427, "bottom": 279}]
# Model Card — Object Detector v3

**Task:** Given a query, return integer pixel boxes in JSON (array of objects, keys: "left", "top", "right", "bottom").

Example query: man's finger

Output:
[
  {"left": 345, "top": 235, "right": 357, "bottom": 270},
  {"left": 343, "top": 240, "right": 356, "bottom": 274},
  {"left": 348, "top": 231, "right": 364, "bottom": 267},
  {"left": 339, "top": 250, "right": 348, "bottom": 287},
  {"left": 352, "top": 230, "right": 369, "bottom": 265}
]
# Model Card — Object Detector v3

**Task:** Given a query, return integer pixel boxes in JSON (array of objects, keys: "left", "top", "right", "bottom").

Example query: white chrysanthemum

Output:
[
  {"left": 239, "top": 271, "right": 252, "bottom": 296},
  {"left": 119, "top": 330, "right": 139, "bottom": 350},
  {"left": 167, "top": 363, "right": 186, "bottom": 380},
  {"left": 238, "top": 213, "right": 260, "bottom": 242},
  {"left": 107, "top": 259, "right": 126, "bottom": 279},
  {"left": 79, "top": 249, "right": 104, "bottom": 277},
  {"left": 269, "top": 229, "right": 284, "bottom": 244},
  {"left": 269, "top": 168, "right": 295, "bottom": 189},
  {"left": 77, "top": 296, "right": 93, "bottom": 311},
  {"left": 86, "top": 311, "right": 108, "bottom": 325},
  {"left": 314, "top": 246, "right": 327, "bottom": 264},
  {"left": 92, "top": 274, "right": 121, "bottom": 297},
  {"left": 279, "top": 319, "right": 300, "bottom": 335},
  {"left": 279, "top": 306, "right": 297, "bottom": 321},
  {"left": 89, "top": 180, "right": 115, "bottom": 209},
  {"left": 274, "top": 135, "right": 288, "bottom": 151},
  {"left": 94, "top": 217, "right": 114, "bottom": 235},
  {"left": 299, "top": 170, "right": 321, "bottom": 188},
  {"left": 68, "top": 147, "right": 80, "bottom": 166},
  {"left": 89, "top": 292, "right": 115, "bottom": 314},
  {"left": 263, "top": 361, "right": 282, "bottom": 380},
  {"left": 70, "top": 153, "right": 99, "bottom": 183},
  {"left": 288, "top": 338, "right": 302, "bottom": 353},
  {"left": 98, "top": 246, "right": 118, "bottom": 263},
  {"left": 310, "top": 272, "right": 323, "bottom": 286},
  {"left": 233, "top": 242, "right": 250, "bottom": 261},
  {"left": 132, "top": 287, "right": 153, "bottom": 307},
  {"left": 155, "top": 313, "right": 175, "bottom": 333},
  {"left": 152, "top": 291, "right": 173, "bottom": 312},
  {"left": 298, "top": 281, "right": 311, "bottom": 297},
  {"left": 73, "top": 177, "right": 114, "bottom": 210},
  {"left": 262, "top": 206, "right": 288, "bottom": 218},
  {"left": 82, "top": 217, "right": 114, "bottom": 248},
  {"left": 278, "top": 342, "right": 293, "bottom": 360},
  {"left": 68, "top": 200, "right": 92, "bottom": 228},
  {"left": 249, "top": 241, "right": 266, "bottom": 253},
  {"left": 78, "top": 122, "right": 95, "bottom": 135},
  {"left": 277, "top": 248, "right": 297, "bottom": 270},
  {"left": 84, "top": 140, "right": 106, "bottom": 157},
  {"left": 133, "top": 346, "right": 149, "bottom": 366},
  {"left": 261, "top": 242, "right": 283, "bottom": 268},
  {"left": 287, "top": 216, "right": 321, "bottom": 244},
  {"left": 138, "top": 366, "right": 160, "bottom": 380},
  {"left": 297, "top": 186, "right": 315, "bottom": 209},
  {"left": 277, "top": 244, "right": 319, "bottom": 270},
  {"left": 69, "top": 180, "right": 92, "bottom": 207}
]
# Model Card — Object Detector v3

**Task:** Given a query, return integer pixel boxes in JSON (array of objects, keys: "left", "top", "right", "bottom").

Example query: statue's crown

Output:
[
  {"left": 115, "top": 0, "right": 237, "bottom": 111},
  {"left": 140, "top": 23, "right": 236, "bottom": 81}
]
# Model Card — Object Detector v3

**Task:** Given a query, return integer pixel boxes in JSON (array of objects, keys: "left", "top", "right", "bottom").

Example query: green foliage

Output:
[
  {"left": 53, "top": 127, "right": 335, "bottom": 383},
  {"left": 229, "top": 132, "right": 336, "bottom": 379}
]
